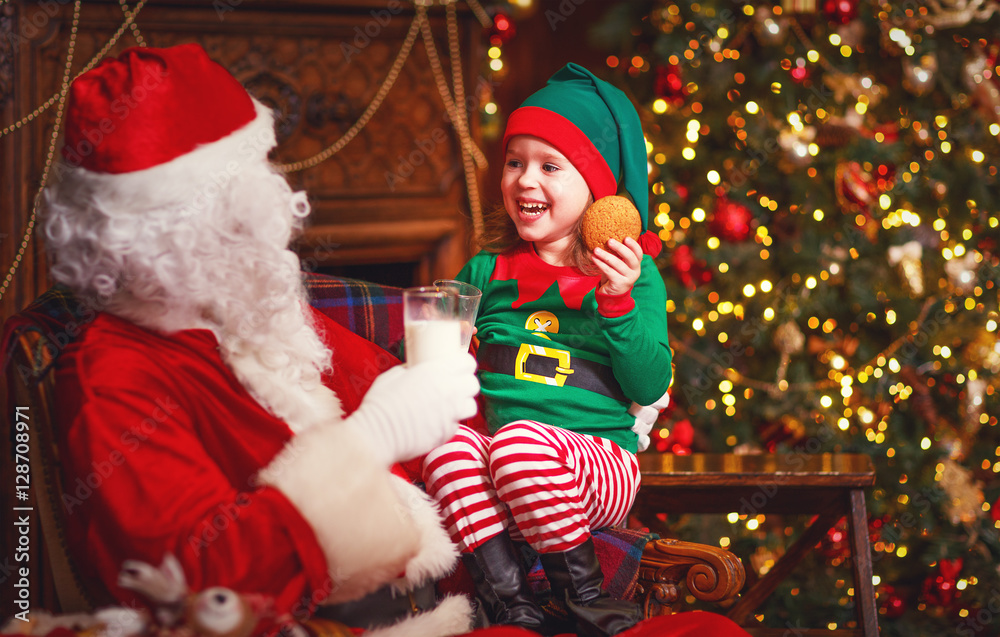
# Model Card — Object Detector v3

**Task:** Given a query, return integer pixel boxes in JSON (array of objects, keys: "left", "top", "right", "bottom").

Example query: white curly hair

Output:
[{"left": 43, "top": 101, "right": 341, "bottom": 431}]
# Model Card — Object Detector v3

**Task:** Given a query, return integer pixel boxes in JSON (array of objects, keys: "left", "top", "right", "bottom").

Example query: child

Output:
[{"left": 423, "top": 64, "right": 672, "bottom": 636}]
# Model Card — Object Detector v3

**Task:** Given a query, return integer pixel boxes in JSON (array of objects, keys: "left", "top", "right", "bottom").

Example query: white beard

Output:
[
  {"left": 217, "top": 262, "right": 345, "bottom": 434},
  {"left": 109, "top": 245, "right": 345, "bottom": 434}
]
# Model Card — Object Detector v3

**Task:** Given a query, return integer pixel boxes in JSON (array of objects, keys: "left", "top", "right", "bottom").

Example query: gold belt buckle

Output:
[{"left": 515, "top": 343, "right": 574, "bottom": 386}]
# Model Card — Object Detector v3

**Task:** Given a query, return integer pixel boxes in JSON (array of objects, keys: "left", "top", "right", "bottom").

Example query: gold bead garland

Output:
[
  {"left": 447, "top": 0, "right": 485, "bottom": 237},
  {"left": 0, "top": 0, "right": 148, "bottom": 139},
  {"left": 3, "top": 1, "right": 486, "bottom": 303},
  {"left": 419, "top": 1, "right": 485, "bottom": 236},
  {"left": 462, "top": 0, "right": 492, "bottom": 29},
  {"left": 119, "top": 0, "right": 146, "bottom": 47},
  {"left": 420, "top": 1, "right": 487, "bottom": 169},
  {"left": 1, "top": 0, "right": 81, "bottom": 301},
  {"left": 273, "top": 14, "right": 422, "bottom": 173},
  {"left": 0, "top": 0, "right": 149, "bottom": 304},
  {"left": 276, "top": 1, "right": 487, "bottom": 236}
]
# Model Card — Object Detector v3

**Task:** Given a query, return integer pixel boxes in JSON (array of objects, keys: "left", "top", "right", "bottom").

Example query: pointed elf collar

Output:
[{"left": 490, "top": 232, "right": 662, "bottom": 310}]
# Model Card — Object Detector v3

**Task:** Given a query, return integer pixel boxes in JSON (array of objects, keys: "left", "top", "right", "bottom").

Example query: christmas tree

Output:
[{"left": 578, "top": 1, "right": 999, "bottom": 634}]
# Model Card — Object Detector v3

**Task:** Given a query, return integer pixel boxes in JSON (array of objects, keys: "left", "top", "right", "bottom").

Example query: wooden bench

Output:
[{"left": 633, "top": 453, "right": 878, "bottom": 637}]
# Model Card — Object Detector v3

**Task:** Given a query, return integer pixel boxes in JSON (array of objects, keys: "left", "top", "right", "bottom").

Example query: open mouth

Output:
[{"left": 519, "top": 201, "right": 549, "bottom": 217}]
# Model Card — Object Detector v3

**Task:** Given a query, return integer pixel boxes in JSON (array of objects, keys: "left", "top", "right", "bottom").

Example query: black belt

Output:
[
  {"left": 478, "top": 342, "right": 628, "bottom": 403},
  {"left": 317, "top": 581, "right": 438, "bottom": 629}
]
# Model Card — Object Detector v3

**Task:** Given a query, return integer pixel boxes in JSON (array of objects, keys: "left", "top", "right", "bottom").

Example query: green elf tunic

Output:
[{"left": 457, "top": 239, "right": 672, "bottom": 454}]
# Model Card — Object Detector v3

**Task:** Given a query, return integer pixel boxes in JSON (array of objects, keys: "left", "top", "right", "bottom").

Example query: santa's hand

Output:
[
  {"left": 347, "top": 353, "right": 479, "bottom": 465},
  {"left": 628, "top": 389, "right": 671, "bottom": 452}
]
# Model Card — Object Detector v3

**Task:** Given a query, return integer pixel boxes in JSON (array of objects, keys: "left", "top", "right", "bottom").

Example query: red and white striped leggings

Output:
[{"left": 422, "top": 421, "right": 640, "bottom": 554}]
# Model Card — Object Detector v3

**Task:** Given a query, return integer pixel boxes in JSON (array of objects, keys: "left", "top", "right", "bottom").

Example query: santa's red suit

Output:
[{"left": 55, "top": 306, "right": 474, "bottom": 633}]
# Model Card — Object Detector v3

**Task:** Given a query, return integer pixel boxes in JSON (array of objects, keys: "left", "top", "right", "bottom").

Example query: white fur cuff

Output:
[
  {"left": 258, "top": 422, "right": 421, "bottom": 604},
  {"left": 362, "top": 595, "right": 473, "bottom": 637}
]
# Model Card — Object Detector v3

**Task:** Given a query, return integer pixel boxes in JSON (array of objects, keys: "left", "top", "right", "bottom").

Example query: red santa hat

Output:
[{"left": 60, "top": 43, "right": 271, "bottom": 177}]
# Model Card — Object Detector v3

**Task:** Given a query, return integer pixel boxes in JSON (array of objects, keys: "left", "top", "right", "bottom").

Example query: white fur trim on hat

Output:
[{"left": 51, "top": 99, "right": 277, "bottom": 211}]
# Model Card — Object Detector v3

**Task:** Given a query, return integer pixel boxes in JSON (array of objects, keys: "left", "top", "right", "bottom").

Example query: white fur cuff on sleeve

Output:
[{"left": 257, "top": 422, "right": 421, "bottom": 604}]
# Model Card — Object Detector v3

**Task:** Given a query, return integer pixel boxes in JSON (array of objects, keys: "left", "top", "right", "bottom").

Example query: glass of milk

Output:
[
  {"left": 403, "top": 287, "right": 463, "bottom": 366},
  {"left": 433, "top": 279, "right": 482, "bottom": 351}
]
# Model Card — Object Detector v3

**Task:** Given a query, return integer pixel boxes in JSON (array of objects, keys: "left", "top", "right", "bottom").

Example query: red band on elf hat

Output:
[
  {"left": 62, "top": 43, "right": 257, "bottom": 174},
  {"left": 503, "top": 106, "right": 617, "bottom": 200}
]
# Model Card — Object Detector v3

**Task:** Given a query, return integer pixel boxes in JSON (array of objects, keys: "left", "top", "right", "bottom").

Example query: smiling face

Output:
[{"left": 501, "top": 135, "right": 593, "bottom": 266}]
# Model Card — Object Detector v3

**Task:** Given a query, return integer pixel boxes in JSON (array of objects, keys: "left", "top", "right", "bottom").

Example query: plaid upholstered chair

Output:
[{"left": 1, "top": 272, "right": 744, "bottom": 619}]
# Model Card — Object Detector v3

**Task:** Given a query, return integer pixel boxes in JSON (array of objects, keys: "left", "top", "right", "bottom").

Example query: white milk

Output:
[{"left": 405, "top": 319, "right": 463, "bottom": 365}]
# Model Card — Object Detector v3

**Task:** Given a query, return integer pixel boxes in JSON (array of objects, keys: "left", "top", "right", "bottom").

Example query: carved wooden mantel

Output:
[{"left": 0, "top": 0, "right": 484, "bottom": 320}]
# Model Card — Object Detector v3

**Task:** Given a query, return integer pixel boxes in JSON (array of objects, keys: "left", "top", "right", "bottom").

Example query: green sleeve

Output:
[
  {"left": 597, "top": 256, "right": 673, "bottom": 406},
  {"left": 456, "top": 251, "right": 496, "bottom": 293}
]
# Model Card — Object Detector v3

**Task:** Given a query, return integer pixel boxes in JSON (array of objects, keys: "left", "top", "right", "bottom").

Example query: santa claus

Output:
[{"left": 43, "top": 43, "right": 479, "bottom": 636}]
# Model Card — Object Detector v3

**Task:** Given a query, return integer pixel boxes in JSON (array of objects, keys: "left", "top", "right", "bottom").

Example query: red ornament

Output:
[
  {"left": 759, "top": 415, "right": 806, "bottom": 452},
  {"left": 993, "top": 496, "right": 1000, "bottom": 523},
  {"left": 790, "top": 59, "right": 811, "bottom": 83},
  {"left": 975, "top": 225, "right": 997, "bottom": 253},
  {"left": 818, "top": 517, "right": 851, "bottom": 560},
  {"left": 968, "top": 41, "right": 1000, "bottom": 126},
  {"left": 656, "top": 419, "right": 694, "bottom": 455},
  {"left": 868, "top": 515, "right": 888, "bottom": 544},
  {"left": 822, "top": 0, "right": 859, "bottom": 24},
  {"left": 653, "top": 64, "right": 686, "bottom": 104},
  {"left": 671, "top": 245, "right": 712, "bottom": 290},
  {"left": 489, "top": 11, "right": 516, "bottom": 45},
  {"left": 864, "top": 122, "right": 900, "bottom": 144},
  {"left": 835, "top": 161, "right": 879, "bottom": 214},
  {"left": 878, "top": 584, "right": 906, "bottom": 619},
  {"left": 673, "top": 183, "right": 690, "bottom": 202},
  {"left": 922, "top": 558, "right": 963, "bottom": 608},
  {"left": 873, "top": 163, "right": 896, "bottom": 192},
  {"left": 710, "top": 197, "right": 754, "bottom": 242}
]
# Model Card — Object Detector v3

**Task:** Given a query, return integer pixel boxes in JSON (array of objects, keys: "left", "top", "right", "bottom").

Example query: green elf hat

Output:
[{"left": 503, "top": 63, "right": 649, "bottom": 231}]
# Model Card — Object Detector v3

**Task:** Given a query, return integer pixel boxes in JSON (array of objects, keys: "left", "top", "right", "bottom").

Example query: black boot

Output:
[
  {"left": 539, "top": 537, "right": 642, "bottom": 637},
  {"left": 461, "top": 533, "right": 546, "bottom": 630}
]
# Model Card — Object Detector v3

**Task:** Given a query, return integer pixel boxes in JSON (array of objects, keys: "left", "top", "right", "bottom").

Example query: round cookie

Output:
[{"left": 581, "top": 195, "right": 642, "bottom": 251}]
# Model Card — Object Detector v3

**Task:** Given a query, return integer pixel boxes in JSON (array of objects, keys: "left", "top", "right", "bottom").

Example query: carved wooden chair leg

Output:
[{"left": 635, "top": 538, "right": 746, "bottom": 619}]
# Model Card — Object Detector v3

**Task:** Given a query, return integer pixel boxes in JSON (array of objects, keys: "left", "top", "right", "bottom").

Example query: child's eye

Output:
[
  {"left": 542, "top": 163, "right": 559, "bottom": 173},
  {"left": 505, "top": 159, "right": 522, "bottom": 169}
]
